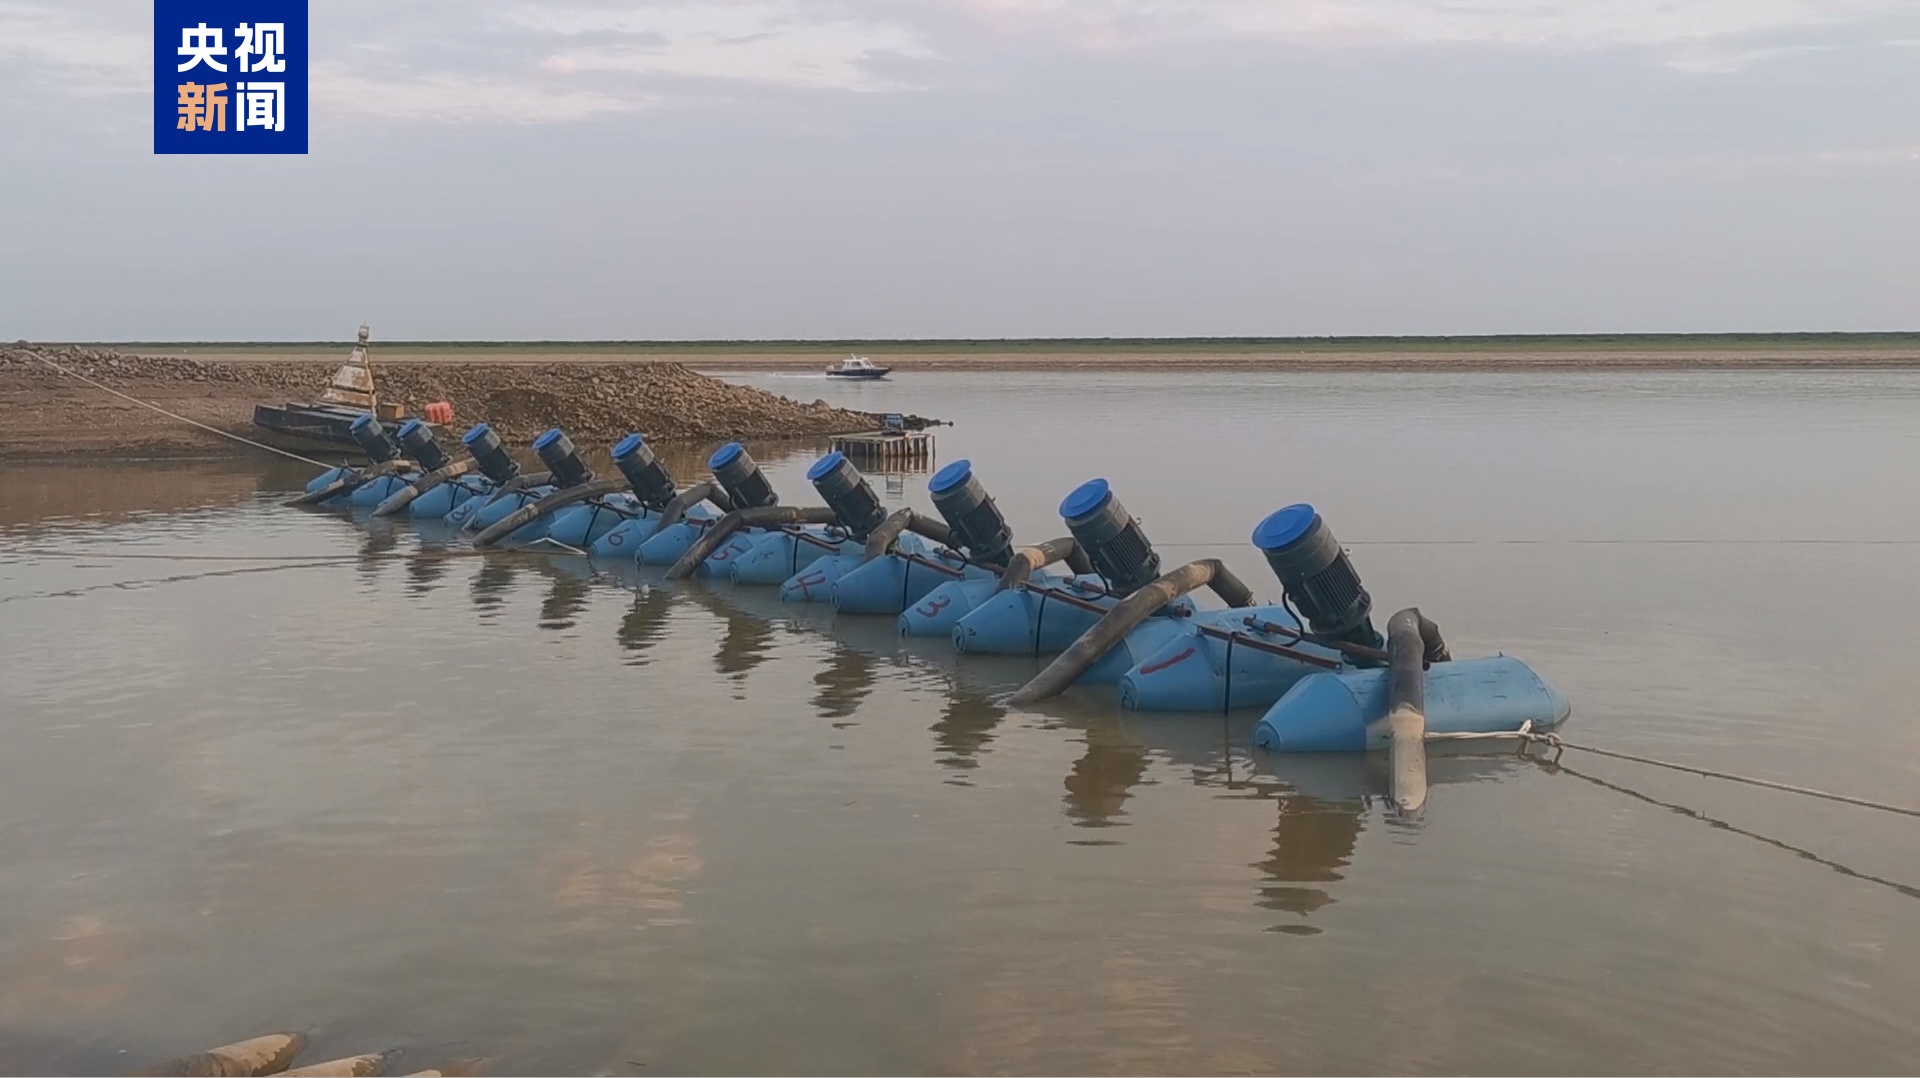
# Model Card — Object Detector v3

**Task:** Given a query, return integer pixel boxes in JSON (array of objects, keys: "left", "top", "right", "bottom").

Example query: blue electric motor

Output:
[
  {"left": 929, "top": 459, "right": 1013, "bottom": 567},
  {"left": 1060, "top": 479, "right": 1161, "bottom": 596},
  {"left": 1252, "top": 504, "right": 1381, "bottom": 651},
  {"left": 534, "top": 428, "right": 594, "bottom": 489},
  {"left": 461, "top": 423, "right": 521, "bottom": 485},
  {"left": 807, "top": 452, "right": 887, "bottom": 541},
  {"left": 349, "top": 413, "right": 401, "bottom": 463},
  {"left": 396, "top": 418, "right": 451, "bottom": 473},
  {"left": 612, "top": 433, "right": 677, "bottom": 509},
  {"left": 710, "top": 442, "right": 778, "bottom": 509}
]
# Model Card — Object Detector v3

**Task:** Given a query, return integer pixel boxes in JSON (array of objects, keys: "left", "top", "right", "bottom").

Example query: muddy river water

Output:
[{"left": 4, "top": 368, "right": 1920, "bottom": 1074}]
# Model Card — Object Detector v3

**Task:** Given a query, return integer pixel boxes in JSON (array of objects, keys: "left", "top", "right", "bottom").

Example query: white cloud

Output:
[
  {"left": 948, "top": 0, "right": 1914, "bottom": 55},
  {"left": 1665, "top": 34, "right": 1920, "bottom": 73},
  {"left": 508, "top": 2, "right": 934, "bottom": 91},
  {"left": 0, "top": 1, "right": 146, "bottom": 93},
  {"left": 313, "top": 69, "right": 650, "bottom": 124},
  {"left": 0, "top": 0, "right": 931, "bottom": 124}
]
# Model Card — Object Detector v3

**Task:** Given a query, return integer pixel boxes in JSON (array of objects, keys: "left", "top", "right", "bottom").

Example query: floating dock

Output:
[{"left": 829, "top": 428, "right": 935, "bottom": 470}]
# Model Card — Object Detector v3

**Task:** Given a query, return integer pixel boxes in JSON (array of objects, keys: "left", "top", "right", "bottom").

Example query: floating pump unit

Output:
[
  {"left": 626, "top": 443, "right": 778, "bottom": 568},
  {"left": 396, "top": 418, "right": 450, "bottom": 473},
  {"left": 289, "top": 425, "right": 1575, "bottom": 758},
  {"left": 710, "top": 442, "right": 778, "bottom": 510},
  {"left": 712, "top": 452, "right": 884, "bottom": 587},
  {"left": 613, "top": 433, "right": 677, "bottom": 510},
  {"left": 533, "top": 428, "right": 594, "bottom": 490},
  {"left": 368, "top": 418, "right": 499, "bottom": 520},
  {"left": 585, "top": 433, "right": 709, "bottom": 558},
  {"left": 1060, "top": 479, "right": 1161, "bottom": 597},
  {"left": 1252, "top": 504, "right": 1381, "bottom": 652},
  {"left": 892, "top": 460, "right": 1033, "bottom": 636},
  {"left": 808, "top": 453, "right": 887, "bottom": 542},
  {"left": 462, "top": 423, "right": 521, "bottom": 487},
  {"left": 349, "top": 413, "right": 401, "bottom": 464},
  {"left": 459, "top": 427, "right": 598, "bottom": 543},
  {"left": 951, "top": 478, "right": 1187, "bottom": 657},
  {"left": 928, "top": 460, "right": 1013, "bottom": 568},
  {"left": 333, "top": 413, "right": 415, "bottom": 507},
  {"left": 756, "top": 453, "right": 983, "bottom": 606}
]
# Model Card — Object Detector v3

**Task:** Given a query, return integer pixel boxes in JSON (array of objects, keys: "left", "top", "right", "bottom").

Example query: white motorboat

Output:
[{"left": 826, "top": 355, "right": 892, "bottom": 379}]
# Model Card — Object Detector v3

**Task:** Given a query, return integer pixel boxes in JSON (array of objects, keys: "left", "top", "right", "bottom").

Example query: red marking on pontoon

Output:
[{"left": 1138, "top": 647, "right": 1196, "bottom": 675}]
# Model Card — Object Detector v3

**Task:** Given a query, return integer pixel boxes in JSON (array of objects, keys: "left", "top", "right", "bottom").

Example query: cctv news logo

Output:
[{"left": 154, "top": 0, "right": 308, "bottom": 154}]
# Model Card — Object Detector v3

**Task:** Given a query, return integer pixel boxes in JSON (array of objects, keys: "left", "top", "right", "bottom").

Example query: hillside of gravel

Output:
[{"left": 0, "top": 345, "right": 930, "bottom": 458}]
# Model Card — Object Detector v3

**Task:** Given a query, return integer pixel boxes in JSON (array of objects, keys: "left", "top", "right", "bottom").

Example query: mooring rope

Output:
[
  {"left": 22, "top": 350, "right": 334, "bottom": 468},
  {"left": 0, "top": 547, "right": 500, "bottom": 603},
  {"left": 1434, "top": 723, "right": 1920, "bottom": 821},
  {"left": 0, "top": 558, "right": 363, "bottom": 603}
]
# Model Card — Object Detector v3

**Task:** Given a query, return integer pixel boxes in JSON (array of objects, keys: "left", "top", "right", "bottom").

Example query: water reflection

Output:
[
  {"left": 1061, "top": 717, "right": 1152, "bottom": 841},
  {"left": 812, "top": 645, "right": 876, "bottom": 722},
  {"left": 1253, "top": 794, "right": 1363, "bottom": 930},
  {"left": 356, "top": 519, "right": 400, "bottom": 587},
  {"left": 536, "top": 560, "right": 594, "bottom": 632},
  {"left": 931, "top": 686, "right": 1006, "bottom": 780},
  {"left": 616, "top": 586, "right": 675, "bottom": 666},
  {"left": 706, "top": 597, "right": 776, "bottom": 687},
  {"left": 405, "top": 546, "right": 452, "bottom": 598},
  {"left": 469, "top": 558, "right": 519, "bottom": 618},
  {"left": 0, "top": 458, "right": 311, "bottom": 531},
  {"left": 1223, "top": 751, "right": 1534, "bottom": 933}
]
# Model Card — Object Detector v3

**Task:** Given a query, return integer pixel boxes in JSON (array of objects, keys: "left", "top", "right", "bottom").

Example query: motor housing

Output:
[
  {"left": 1059, "top": 479, "right": 1161, "bottom": 596},
  {"left": 460, "top": 423, "right": 520, "bottom": 486},
  {"left": 348, "top": 413, "right": 400, "bottom": 463},
  {"left": 395, "top": 418, "right": 451, "bottom": 473},
  {"left": 807, "top": 452, "right": 887, "bottom": 540},
  {"left": 533, "top": 428, "right": 594, "bottom": 489},
  {"left": 709, "top": 442, "right": 778, "bottom": 509},
  {"left": 612, "top": 432, "right": 677, "bottom": 509},
  {"left": 928, "top": 459, "right": 1013, "bottom": 566},
  {"left": 1252, "top": 504, "right": 1381, "bottom": 649}
]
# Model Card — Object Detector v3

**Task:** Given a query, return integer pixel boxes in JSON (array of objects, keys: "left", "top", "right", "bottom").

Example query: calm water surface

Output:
[{"left": 4, "top": 369, "right": 1920, "bottom": 1074}]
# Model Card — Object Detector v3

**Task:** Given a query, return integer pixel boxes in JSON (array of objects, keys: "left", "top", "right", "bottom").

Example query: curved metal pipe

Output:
[
  {"left": 284, "top": 459, "right": 413, "bottom": 507},
  {"left": 996, "top": 537, "right": 1095, "bottom": 591},
  {"left": 1205, "top": 564, "right": 1258, "bottom": 610},
  {"left": 861, "top": 509, "right": 954, "bottom": 563},
  {"left": 1008, "top": 559, "right": 1240, "bottom": 706},
  {"left": 665, "top": 506, "right": 838, "bottom": 580},
  {"left": 656, "top": 481, "right": 736, "bottom": 531},
  {"left": 372, "top": 458, "right": 477, "bottom": 517},
  {"left": 1384, "top": 607, "right": 1449, "bottom": 817},
  {"left": 472, "top": 477, "right": 628, "bottom": 548}
]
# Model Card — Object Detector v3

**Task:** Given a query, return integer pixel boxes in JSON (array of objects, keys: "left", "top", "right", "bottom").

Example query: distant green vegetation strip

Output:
[{"left": 80, "top": 332, "right": 1920, "bottom": 354}]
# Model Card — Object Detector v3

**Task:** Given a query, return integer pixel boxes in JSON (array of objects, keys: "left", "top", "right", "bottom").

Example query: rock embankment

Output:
[{"left": 0, "top": 345, "right": 933, "bottom": 459}]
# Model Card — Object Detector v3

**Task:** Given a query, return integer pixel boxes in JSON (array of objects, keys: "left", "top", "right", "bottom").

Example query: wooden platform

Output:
[{"left": 830, "top": 430, "right": 935, "bottom": 470}]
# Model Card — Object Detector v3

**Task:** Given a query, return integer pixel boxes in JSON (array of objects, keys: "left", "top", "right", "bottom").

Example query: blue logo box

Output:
[{"left": 154, "top": 0, "right": 308, "bottom": 154}]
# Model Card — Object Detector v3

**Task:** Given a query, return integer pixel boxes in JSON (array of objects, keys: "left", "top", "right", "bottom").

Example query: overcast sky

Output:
[{"left": 1, "top": 0, "right": 1916, "bottom": 340}]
